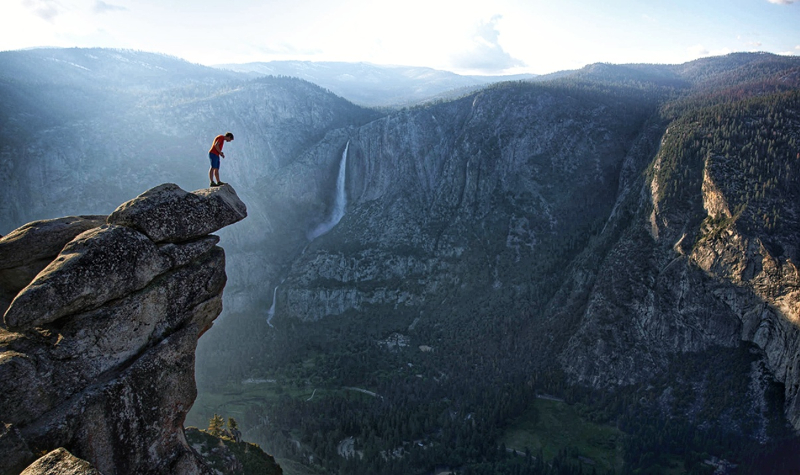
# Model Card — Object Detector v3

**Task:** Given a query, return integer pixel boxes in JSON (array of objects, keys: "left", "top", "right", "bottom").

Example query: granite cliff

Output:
[
  {"left": 0, "top": 183, "right": 248, "bottom": 474},
  {"left": 2, "top": 48, "right": 800, "bottom": 471},
  {"left": 202, "top": 53, "right": 800, "bottom": 456},
  {"left": 556, "top": 87, "right": 800, "bottom": 432}
]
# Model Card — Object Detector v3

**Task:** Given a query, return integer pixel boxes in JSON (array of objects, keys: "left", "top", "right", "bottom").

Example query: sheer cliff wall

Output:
[{"left": 0, "top": 183, "right": 247, "bottom": 475}]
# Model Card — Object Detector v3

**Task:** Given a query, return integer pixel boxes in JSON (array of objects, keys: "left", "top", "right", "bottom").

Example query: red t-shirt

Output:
[{"left": 209, "top": 135, "right": 226, "bottom": 155}]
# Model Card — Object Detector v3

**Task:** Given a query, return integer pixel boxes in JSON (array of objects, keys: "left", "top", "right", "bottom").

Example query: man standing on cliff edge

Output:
[{"left": 209, "top": 132, "right": 234, "bottom": 187}]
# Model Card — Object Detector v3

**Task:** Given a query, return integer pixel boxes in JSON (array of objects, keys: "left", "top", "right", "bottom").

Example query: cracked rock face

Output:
[
  {"left": 0, "top": 183, "right": 246, "bottom": 475},
  {"left": 558, "top": 120, "right": 800, "bottom": 431},
  {"left": 4, "top": 224, "right": 173, "bottom": 330},
  {"left": 19, "top": 448, "right": 101, "bottom": 475},
  {"left": 108, "top": 183, "right": 247, "bottom": 244},
  {"left": 0, "top": 215, "right": 106, "bottom": 316}
]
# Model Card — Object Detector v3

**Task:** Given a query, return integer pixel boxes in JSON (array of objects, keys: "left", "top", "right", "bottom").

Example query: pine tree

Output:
[
  {"left": 208, "top": 413, "right": 224, "bottom": 437},
  {"left": 228, "top": 417, "right": 242, "bottom": 443}
]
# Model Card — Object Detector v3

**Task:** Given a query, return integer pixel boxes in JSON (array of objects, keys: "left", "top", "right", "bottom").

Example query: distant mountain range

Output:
[
  {"left": 214, "top": 60, "right": 537, "bottom": 107},
  {"left": 3, "top": 47, "right": 800, "bottom": 474}
]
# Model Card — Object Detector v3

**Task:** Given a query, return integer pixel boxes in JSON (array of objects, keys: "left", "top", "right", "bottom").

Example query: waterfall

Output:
[
  {"left": 308, "top": 141, "right": 349, "bottom": 240},
  {"left": 266, "top": 285, "right": 278, "bottom": 327}
]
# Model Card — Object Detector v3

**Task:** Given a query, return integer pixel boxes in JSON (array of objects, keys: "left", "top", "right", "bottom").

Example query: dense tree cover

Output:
[
  {"left": 208, "top": 413, "right": 225, "bottom": 437},
  {"left": 652, "top": 89, "right": 800, "bottom": 256},
  {"left": 192, "top": 57, "right": 800, "bottom": 474},
  {"left": 196, "top": 310, "right": 797, "bottom": 474},
  {"left": 615, "top": 345, "right": 795, "bottom": 473},
  {"left": 186, "top": 425, "right": 283, "bottom": 475}
]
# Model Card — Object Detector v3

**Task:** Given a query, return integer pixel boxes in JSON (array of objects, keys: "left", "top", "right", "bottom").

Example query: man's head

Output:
[{"left": 225, "top": 132, "right": 234, "bottom": 141}]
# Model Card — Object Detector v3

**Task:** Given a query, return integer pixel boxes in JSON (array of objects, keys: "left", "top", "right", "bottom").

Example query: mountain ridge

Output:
[
  {"left": 197, "top": 51, "right": 800, "bottom": 471},
  {"left": 2, "top": 48, "right": 800, "bottom": 473},
  {"left": 214, "top": 59, "right": 537, "bottom": 107}
]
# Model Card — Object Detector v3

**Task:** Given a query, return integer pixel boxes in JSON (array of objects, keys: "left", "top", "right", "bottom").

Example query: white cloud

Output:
[
  {"left": 767, "top": 0, "right": 795, "bottom": 4},
  {"left": 736, "top": 34, "right": 765, "bottom": 51},
  {"left": 688, "top": 44, "right": 710, "bottom": 56},
  {"left": 450, "top": 16, "right": 525, "bottom": 74},
  {"left": 253, "top": 43, "right": 322, "bottom": 57},
  {"left": 688, "top": 44, "right": 732, "bottom": 58},
  {"left": 22, "top": 0, "right": 63, "bottom": 22},
  {"left": 93, "top": 1, "right": 126, "bottom": 14}
]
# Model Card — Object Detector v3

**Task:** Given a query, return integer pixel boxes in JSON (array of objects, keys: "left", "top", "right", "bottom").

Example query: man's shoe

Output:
[
  {"left": 217, "top": 181, "right": 227, "bottom": 186},
  {"left": 210, "top": 182, "right": 220, "bottom": 187}
]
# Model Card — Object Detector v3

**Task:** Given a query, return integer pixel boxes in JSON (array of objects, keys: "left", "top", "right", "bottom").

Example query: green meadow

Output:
[{"left": 501, "top": 397, "right": 626, "bottom": 472}]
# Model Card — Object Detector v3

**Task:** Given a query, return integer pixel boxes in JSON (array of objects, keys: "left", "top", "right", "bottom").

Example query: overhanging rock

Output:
[
  {"left": 108, "top": 183, "right": 248, "bottom": 243},
  {"left": 0, "top": 183, "right": 247, "bottom": 475}
]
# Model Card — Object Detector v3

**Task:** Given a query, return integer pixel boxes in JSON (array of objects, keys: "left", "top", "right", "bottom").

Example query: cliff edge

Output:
[{"left": 0, "top": 183, "right": 247, "bottom": 475}]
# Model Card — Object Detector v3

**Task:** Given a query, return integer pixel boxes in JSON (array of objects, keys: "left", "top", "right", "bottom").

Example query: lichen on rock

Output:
[
  {"left": 107, "top": 183, "right": 247, "bottom": 243},
  {"left": 19, "top": 448, "right": 101, "bottom": 475},
  {"left": 0, "top": 183, "right": 247, "bottom": 475},
  {"left": 0, "top": 215, "right": 106, "bottom": 317}
]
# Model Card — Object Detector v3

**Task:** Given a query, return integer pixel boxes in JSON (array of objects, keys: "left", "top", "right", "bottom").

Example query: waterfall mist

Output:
[
  {"left": 266, "top": 285, "right": 278, "bottom": 327},
  {"left": 307, "top": 141, "right": 349, "bottom": 240}
]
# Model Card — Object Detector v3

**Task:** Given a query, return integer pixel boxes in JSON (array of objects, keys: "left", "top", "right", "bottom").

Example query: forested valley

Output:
[
  {"left": 1, "top": 48, "right": 799, "bottom": 475},
  {"left": 194, "top": 55, "right": 800, "bottom": 472}
]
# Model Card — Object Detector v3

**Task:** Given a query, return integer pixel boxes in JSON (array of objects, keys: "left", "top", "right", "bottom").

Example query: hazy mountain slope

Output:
[
  {"left": 0, "top": 49, "right": 377, "bottom": 219},
  {"left": 0, "top": 47, "right": 240, "bottom": 87},
  {"left": 4, "top": 48, "right": 800, "bottom": 473},
  {"left": 190, "top": 53, "right": 800, "bottom": 473},
  {"left": 256, "top": 53, "right": 800, "bottom": 338},
  {"left": 215, "top": 60, "right": 536, "bottom": 107},
  {"left": 550, "top": 61, "right": 800, "bottom": 427},
  {"left": 0, "top": 48, "right": 382, "bottom": 315},
  {"left": 270, "top": 80, "right": 662, "bottom": 326}
]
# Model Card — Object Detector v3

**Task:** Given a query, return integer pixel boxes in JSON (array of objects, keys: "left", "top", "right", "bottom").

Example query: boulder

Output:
[
  {"left": 0, "top": 216, "right": 105, "bottom": 316},
  {"left": 20, "top": 448, "right": 102, "bottom": 475},
  {"left": 0, "top": 248, "right": 226, "bottom": 428},
  {"left": 60, "top": 323, "right": 215, "bottom": 475},
  {"left": 0, "top": 183, "right": 248, "bottom": 475},
  {"left": 107, "top": 183, "right": 247, "bottom": 243},
  {"left": 0, "top": 423, "right": 34, "bottom": 475},
  {"left": 0, "top": 331, "right": 57, "bottom": 426},
  {"left": 158, "top": 235, "right": 220, "bottom": 268},
  {"left": 3, "top": 225, "right": 171, "bottom": 330},
  {"left": 0, "top": 216, "right": 106, "bottom": 270}
]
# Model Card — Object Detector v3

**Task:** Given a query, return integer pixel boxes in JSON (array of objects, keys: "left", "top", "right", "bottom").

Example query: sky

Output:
[{"left": 1, "top": 0, "right": 798, "bottom": 75}]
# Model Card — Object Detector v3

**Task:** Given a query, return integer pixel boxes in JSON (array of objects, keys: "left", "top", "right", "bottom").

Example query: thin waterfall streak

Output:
[
  {"left": 266, "top": 285, "right": 278, "bottom": 327},
  {"left": 331, "top": 141, "right": 349, "bottom": 223},
  {"left": 308, "top": 141, "right": 349, "bottom": 240}
]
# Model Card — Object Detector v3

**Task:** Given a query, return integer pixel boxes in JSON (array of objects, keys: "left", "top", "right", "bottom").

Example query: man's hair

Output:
[{"left": 225, "top": 132, "right": 234, "bottom": 140}]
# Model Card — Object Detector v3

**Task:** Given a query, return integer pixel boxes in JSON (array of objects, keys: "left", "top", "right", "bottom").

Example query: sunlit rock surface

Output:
[
  {"left": 0, "top": 216, "right": 106, "bottom": 316},
  {"left": 19, "top": 448, "right": 101, "bottom": 475},
  {"left": 0, "top": 183, "right": 246, "bottom": 475}
]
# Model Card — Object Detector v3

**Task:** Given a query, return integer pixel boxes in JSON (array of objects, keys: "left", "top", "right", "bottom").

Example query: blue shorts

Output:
[{"left": 209, "top": 153, "right": 220, "bottom": 169}]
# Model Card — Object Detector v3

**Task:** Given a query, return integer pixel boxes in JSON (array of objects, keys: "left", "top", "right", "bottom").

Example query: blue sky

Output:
[{"left": 2, "top": 0, "right": 798, "bottom": 74}]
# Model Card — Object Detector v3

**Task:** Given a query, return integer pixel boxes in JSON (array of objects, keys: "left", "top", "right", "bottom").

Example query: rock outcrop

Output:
[
  {"left": 233, "top": 56, "right": 800, "bottom": 440},
  {"left": 0, "top": 216, "right": 106, "bottom": 317},
  {"left": 0, "top": 183, "right": 246, "bottom": 475},
  {"left": 184, "top": 428, "right": 283, "bottom": 475},
  {"left": 557, "top": 93, "right": 800, "bottom": 430},
  {"left": 19, "top": 448, "right": 102, "bottom": 475}
]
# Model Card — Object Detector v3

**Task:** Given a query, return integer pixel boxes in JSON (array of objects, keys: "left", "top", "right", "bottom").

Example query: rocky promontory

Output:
[{"left": 0, "top": 184, "right": 247, "bottom": 475}]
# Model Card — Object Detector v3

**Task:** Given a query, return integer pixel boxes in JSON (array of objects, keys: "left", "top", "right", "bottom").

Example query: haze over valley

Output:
[{"left": 2, "top": 47, "right": 800, "bottom": 474}]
